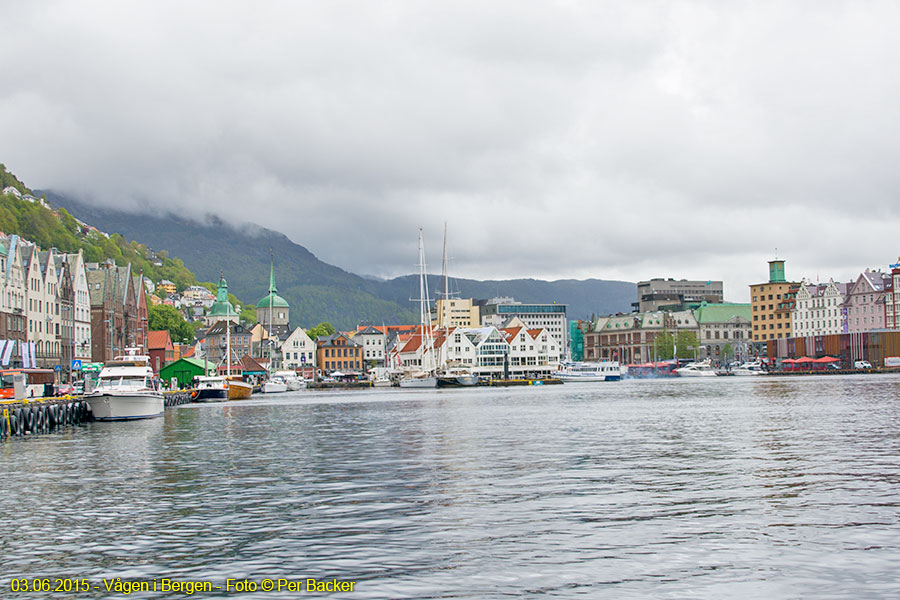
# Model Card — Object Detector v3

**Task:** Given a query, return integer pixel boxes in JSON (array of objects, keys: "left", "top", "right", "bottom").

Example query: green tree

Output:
[
  {"left": 675, "top": 330, "right": 699, "bottom": 359},
  {"left": 654, "top": 330, "right": 675, "bottom": 360},
  {"left": 722, "top": 343, "right": 734, "bottom": 360},
  {"left": 148, "top": 304, "right": 195, "bottom": 344},
  {"left": 239, "top": 304, "right": 257, "bottom": 325},
  {"left": 306, "top": 322, "right": 336, "bottom": 340}
]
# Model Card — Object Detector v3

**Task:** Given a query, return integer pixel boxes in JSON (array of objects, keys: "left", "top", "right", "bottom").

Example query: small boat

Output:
[
  {"left": 437, "top": 368, "right": 479, "bottom": 387},
  {"left": 85, "top": 348, "right": 164, "bottom": 420},
  {"left": 732, "top": 360, "right": 765, "bottom": 376},
  {"left": 226, "top": 376, "right": 253, "bottom": 399},
  {"left": 262, "top": 375, "right": 288, "bottom": 394},
  {"left": 273, "top": 370, "right": 306, "bottom": 390},
  {"left": 675, "top": 360, "right": 718, "bottom": 377},
  {"left": 399, "top": 372, "right": 438, "bottom": 388},
  {"left": 555, "top": 360, "right": 621, "bottom": 382},
  {"left": 194, "top": 376, "right": 228, "bottom": 401}
]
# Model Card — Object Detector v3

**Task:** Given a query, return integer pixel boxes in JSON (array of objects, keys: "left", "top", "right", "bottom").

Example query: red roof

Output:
[
  {"left": 501, "top": 327, "right": 522, "bottom": 342},
  {"left": 148, "top": 330, "right": 173, "bottom": 350}
]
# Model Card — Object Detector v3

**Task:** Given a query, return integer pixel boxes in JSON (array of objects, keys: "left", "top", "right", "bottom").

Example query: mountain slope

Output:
[{"left": 47, "top": 192, "right": 635, "bottom": 328}]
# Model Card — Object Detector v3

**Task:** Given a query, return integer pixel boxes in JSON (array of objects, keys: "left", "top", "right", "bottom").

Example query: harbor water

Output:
[{"left": 2, "top": 375, "right": 899, "bottom": 598}]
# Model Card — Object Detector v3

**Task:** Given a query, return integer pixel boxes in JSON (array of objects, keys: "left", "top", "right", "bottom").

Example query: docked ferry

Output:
[{"left": 555, "top": 360, "right": 621, "bottom": 382}]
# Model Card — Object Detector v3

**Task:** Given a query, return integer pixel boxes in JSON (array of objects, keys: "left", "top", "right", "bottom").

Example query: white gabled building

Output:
[
  {"left": 398, "top": 324, "right": 561, "bottom": 378},
  {"left": 792, "top": 278, "right": 846, "bottom": 337},
  {"left": 280, "top": 327, "right": 317, "bottom": 370},
  {"left": 62, "top": 250, "right": 93, "bottom": 361},
  {"left": 0, "top": 235, "right": 27, "bottom": 366},
  {"left": 502, "top": 325, "right": 561, "bottom": 376}
]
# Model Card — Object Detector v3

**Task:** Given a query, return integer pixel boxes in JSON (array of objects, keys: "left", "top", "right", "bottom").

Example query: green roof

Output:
[
  {"left": 209, "top": 275, "right": 238, "bottom": 316},
  {"left": 693, "top": 302, "right": 751, "bottom": 323},
  {"left": 257, "top": 254, "right": 289, "bottom": 308},
  {"left": 257, "top": 292, "right": 289, "bottom": 308}
]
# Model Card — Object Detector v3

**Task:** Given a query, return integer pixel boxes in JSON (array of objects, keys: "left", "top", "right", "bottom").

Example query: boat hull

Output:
[
  {"left": 227, "top": 380, "right": 253, "bottom": 400},
  {"left": 262, "top": 381, "right": 288, "bottom": 393},
  {"left": 437, "top": 375, "right": 479, "bottom": 387},
  {"left": 732, "top": 369, "right": 763, "bottom": 376},
  {"left": 675, "top": 370, "right": 717, "bottom": 377},
  {"left": 399, "top": 376, "right": 438, "bottom": 388},
  {"left": 194, "top": 388, "right": 227, "bottom": 401},
  {"left": 86, "top": 392, "right": 164, "bottom": 421},
  {"left": 555, "top": 373, "right": 621, "bottom": 382}
]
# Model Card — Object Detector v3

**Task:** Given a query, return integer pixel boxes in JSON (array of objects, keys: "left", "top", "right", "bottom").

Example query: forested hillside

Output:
[{"left": 0, "top": 164, "right": 198, "bottom": 290}]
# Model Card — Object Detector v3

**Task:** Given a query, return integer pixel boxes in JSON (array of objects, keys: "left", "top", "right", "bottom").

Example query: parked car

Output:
[{"left": 854, "top": 360, "right": 872, "bottom": 369}]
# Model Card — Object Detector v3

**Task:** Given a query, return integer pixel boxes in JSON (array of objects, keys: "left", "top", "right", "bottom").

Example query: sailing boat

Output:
[
  {"left": 225, "top": 318, "right": 253, "bottom": 400},
  {"left": 399, "top": 229, "right": 438, "bottom": 388},
  {"left": 435, "top": 223, "right": 478, "bottom": 387}
]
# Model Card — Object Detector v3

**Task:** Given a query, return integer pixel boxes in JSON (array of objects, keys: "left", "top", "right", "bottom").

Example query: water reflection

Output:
[{"left": 1, "top": 376, "right": 899, "bottom": 598}]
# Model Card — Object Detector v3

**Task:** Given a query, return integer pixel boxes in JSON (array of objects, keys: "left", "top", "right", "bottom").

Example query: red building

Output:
[{"left": 148, "top": 330, "right": 174, "bottom": 373}]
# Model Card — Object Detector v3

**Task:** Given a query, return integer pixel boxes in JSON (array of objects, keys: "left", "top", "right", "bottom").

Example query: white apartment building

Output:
[
  {"left": 280, "top": 327, "right": 317, "bottom": 370},
  {"left": 23, "top": 245, "right": 62, "bottom": 368},
  {"left": 63, "top": 251, "right": 93, "bottom": 361},
  {"left": 792, "top": 278, "right": 846, "bottom": 337},
  {"left": 353, "top": 326, "right": 386, "bottom": 366}
]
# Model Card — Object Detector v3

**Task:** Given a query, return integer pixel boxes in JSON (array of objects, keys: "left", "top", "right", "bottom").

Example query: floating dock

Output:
[{"left": 1, "top": 390, "right": 194, "bottom": 440}]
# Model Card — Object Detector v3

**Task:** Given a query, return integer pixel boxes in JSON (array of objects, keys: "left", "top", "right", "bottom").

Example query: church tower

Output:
[{"left": 257, "top": 253, "right": 290, "bottom": 338}]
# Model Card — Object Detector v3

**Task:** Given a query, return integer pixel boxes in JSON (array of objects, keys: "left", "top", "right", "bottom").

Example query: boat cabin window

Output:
[{"left": 97, "top": 377, "right": 149, "bottom": 390}]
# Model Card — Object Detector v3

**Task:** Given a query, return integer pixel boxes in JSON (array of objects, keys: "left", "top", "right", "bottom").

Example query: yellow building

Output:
[
  {"left": 750, "top": 260, "right": 798, "bottom": 343},
  {"left": 432, "top": 298, "right": 480, "bottom": 329},
  {"left": 158, "top": 279, "right": 177, "bottom": 296}
]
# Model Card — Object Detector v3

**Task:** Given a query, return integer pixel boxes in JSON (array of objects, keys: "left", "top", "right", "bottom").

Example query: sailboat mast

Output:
[
  {"left": 268, "top": 248, "right": 274, "bottom": 373},
  {"left": 442, "top": 222, "right": 449, "bottom": 337},
  {"left": 226, "top": 319, "right": 231, "bottom": 378},
  {"left": 418, "top": 229, "right": 434, "bottom": 373}
]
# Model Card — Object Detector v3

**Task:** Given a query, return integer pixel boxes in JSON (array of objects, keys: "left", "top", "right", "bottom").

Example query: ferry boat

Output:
[
  {"left": 194, "top": 376, "right": 228, "bottom": 401},
  {"left": 674, "top": 359, "right": 717, "bottom": 377},
  {"left": 555, "top": 360, "right": 621, "bottom": 382},
  {"left": 85, "top": 348, "right": 164, "bottom": 420}
]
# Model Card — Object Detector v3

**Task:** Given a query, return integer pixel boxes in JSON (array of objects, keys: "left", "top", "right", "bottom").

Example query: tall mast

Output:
[
  {"left": 226, "top": 318, "right": 231, "bottom": 378},
  {"left": 418, "top": 229, "right": 434, "bottom": 373},
  {"left": 441, "top": 222, "right": 449, "bottom": 337},
  {"left": 268, "top": 248, "right": 274, "bottom": 373}
]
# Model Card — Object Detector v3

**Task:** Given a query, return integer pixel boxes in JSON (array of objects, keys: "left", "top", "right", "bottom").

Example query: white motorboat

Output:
[
  {"left": 732, "top": 360, "right": 765, "bottom": 376},
  {"left": 273, "top": 370, "right": 306, "bottom": 390},
  {"left": 262, "top": 375, "right": 288, "bottom": 393},
  {"left": 399, "top": 373, "right": 438, "bottom": 388},
  {"left": 194, "top": 376, "right": 228, "bottom": 401},
  {"left": 437, "top": 368, "right": 479, "bottom": 387},
  {"left": 85, "top": 348, "right": 164, "bottom": 420},
  {"left": 555, "top": 360, "right": 621, "bottom": 382},
  {"left": 675, "top": 360, "right": 718, "bottom": 377}
]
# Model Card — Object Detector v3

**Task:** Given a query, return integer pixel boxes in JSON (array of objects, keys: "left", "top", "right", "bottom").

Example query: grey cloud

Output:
[{"left": 1, "top": 1, "right": 899, "bottom": 304}]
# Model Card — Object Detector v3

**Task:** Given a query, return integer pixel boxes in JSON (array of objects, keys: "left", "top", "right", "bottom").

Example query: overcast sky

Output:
[{"left": 2, "top": 1, "right": 898, "bottom": 302}]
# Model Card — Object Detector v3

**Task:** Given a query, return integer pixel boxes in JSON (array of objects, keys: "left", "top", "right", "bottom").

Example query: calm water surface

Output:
[{"left": 2, "top": 375, "right": 900, "bottom": 598}]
